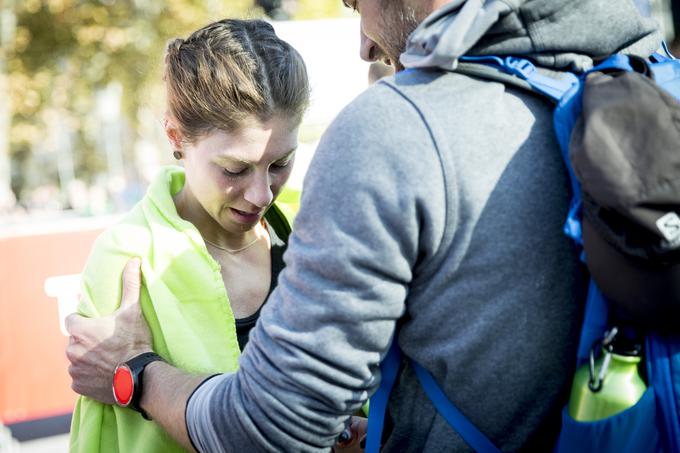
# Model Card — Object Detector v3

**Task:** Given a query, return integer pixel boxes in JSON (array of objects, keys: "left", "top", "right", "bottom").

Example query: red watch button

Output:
[{"left": 113, "top": 365, "right": 134, "bottom": 405}]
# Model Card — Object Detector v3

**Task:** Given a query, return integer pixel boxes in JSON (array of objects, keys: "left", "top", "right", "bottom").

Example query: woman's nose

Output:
[
  {"left": 244, "top": 173, "right": 274, "bottom": 209},
  {"left": 360, "top": 28, "right": 378, "bottom": 62}
]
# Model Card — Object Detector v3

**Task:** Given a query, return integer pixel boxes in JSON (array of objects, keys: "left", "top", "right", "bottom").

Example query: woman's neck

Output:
[{"left": 173, "top": 187, "right": 261, "bottom": 251}]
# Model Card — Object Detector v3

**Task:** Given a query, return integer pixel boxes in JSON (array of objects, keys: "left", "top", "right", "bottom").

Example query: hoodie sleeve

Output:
[{"left": 185, "top": 81, "right": 449, "bottom": 451}]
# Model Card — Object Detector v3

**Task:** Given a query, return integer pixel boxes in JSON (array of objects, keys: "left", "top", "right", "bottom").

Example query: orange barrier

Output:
[{"left": 0, "top": 217, "right": 117, "bottom": 424}]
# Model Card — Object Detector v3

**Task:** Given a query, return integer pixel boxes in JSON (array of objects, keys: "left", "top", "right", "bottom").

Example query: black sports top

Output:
[{"left": 234, "top": 214, "right": 288, "bottom": 351}]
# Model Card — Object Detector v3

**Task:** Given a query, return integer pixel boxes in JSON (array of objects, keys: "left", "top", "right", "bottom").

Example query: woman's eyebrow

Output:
[
  {"left": 214, "top": 147, "right": 297, "bottom": 165},
  {"left": 214, "top": 155, "right": 250, "bottom": 165},
  {"left": 275, "top": 148, "right": 297, "bottom": 162}
]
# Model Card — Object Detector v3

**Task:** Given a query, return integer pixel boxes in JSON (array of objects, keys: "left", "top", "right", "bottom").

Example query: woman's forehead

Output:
[{"left": 197, "top": 120, "right": 298, "bottom": 164}]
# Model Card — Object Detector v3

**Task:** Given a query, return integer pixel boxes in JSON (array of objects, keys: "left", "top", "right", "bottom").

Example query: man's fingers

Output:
[
  {"left": 65, "top": 313, "right": 84, "bottom": 338},
  {"left": 350, "top": 417, "right": 368, "bottom": 437},
  {"left": 65, "top": 340, "right": 86, "bottom": 364},
  {"left": 121, "top": 257, "right": 142, "bottom": 308}
]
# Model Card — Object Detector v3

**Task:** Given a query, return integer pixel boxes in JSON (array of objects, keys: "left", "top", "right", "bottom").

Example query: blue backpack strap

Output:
[
  {"left": 365, "top": 341, "right": 401, "bottom": 453},
  {"left": 366, "top": 340, "right": 501, "bottom": 452},
  {"left": 647, "top": 333, "right": 680, "bottom": 452},
  {"left": 585, "top": 54, "right": 634, "bottom": 73},
  {"left": 650, "top": 41, "right": 676, "bottom": 63},
  {"left": 650, "top": 59, "right": 680, "bottom": 99},
  {"left": 459, "top": 55, "right": 578, "bottom": 102},
  {"left": 456, "top": 55, "right": 634, "bottom": 203},
  {"left": 458, "top": 56, "right": 588, "bottom": 245},
  {"left": 412, "top": 361, "right": 502, "bottom": 453},
  {"left": 548, "top": 54, "right": 643, "bottom": 363}
]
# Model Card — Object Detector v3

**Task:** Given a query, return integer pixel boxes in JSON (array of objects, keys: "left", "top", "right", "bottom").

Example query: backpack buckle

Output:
[{"left": 505, "top": 57, "right": 536, "bottom": 79}]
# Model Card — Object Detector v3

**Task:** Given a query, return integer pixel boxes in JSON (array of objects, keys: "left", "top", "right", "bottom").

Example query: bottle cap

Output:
[{"left": 605, "top": 327, "right": 643, "bottom": 357}]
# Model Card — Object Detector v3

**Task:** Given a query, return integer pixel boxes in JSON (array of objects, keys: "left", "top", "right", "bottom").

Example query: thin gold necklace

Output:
[{"left": 204, "top": 235, "right": 260, "bottom": 254}]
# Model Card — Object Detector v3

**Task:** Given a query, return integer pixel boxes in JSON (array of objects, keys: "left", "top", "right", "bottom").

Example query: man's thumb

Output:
[{"left": 121, "top": 257, "right": 142, "bottom": 307}]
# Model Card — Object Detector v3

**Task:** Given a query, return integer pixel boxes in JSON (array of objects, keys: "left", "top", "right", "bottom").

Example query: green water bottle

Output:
[{"left": 568, "top": 327, "right": 647, "bottom": 422}]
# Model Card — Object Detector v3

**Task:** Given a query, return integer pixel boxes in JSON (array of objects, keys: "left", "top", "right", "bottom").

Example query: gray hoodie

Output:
[
  {"left": 186, "top": 1, "right": 660, "bottom": 451},
  {"left": 401, "top": 0, "right": 659, "bottom": 71}
]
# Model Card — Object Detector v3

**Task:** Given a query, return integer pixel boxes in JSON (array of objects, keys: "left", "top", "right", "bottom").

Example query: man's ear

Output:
[{"left": 163, "top": 115, "right": 184, "bottom": 151}]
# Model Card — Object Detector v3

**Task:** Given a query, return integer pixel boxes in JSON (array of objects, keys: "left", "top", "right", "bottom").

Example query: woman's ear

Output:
[{"left": 163, "top": 115, "right": 184, "bottom": 151}]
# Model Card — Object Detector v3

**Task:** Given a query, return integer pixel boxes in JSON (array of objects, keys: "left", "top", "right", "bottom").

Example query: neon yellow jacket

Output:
[{"left": 70, "top": 166, "right": 297, "bottom": 452}]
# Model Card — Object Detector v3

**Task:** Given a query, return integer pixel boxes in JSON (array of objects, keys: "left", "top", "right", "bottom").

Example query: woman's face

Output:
[{"left": 181, "top": 115, "right": 298, "bottom": 233}]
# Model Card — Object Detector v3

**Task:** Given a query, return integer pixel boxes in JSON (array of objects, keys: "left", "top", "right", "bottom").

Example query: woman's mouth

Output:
[{"left": 230, "top": 208, "right": 262, "bottom": 224}]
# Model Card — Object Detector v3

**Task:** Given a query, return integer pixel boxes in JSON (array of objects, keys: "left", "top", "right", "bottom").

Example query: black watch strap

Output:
[{"left": 127, "top": 352, "right": 165, "bottom": 420}]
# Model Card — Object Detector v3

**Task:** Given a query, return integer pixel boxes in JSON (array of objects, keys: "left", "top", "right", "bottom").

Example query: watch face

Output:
[{"left": 113, "top": 364, "right": 134, "bottom": 406}]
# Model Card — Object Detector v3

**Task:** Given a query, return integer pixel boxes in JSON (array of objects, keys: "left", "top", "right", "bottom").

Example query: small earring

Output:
[{"left": 173, "top": 150, "right": 183, "bottom": 160}]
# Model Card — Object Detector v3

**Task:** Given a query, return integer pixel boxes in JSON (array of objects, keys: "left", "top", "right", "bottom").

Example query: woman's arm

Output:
[{"left": 69, "top": 225, "right": 152, "bottom": 452}]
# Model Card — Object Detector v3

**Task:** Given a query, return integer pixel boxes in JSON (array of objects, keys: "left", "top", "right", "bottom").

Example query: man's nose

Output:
[
  {"left": 360, "top": 28, "right": 378, "bottom": 62},
  {"left": 244, "top": 172, "right": 274, "bottom": 209}
]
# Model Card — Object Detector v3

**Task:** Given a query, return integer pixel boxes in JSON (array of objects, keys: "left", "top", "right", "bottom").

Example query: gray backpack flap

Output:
[{"left": 570, "top": 67, "right": 680, "bottom": 330}]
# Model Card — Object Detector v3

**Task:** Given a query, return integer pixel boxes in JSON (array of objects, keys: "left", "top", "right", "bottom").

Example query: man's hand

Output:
[
  {"left": 65, "top": 257, "right": 153, "bottom": 404},
  {"left": 333, "top": 416, "right": 368, "bottom": 452}
]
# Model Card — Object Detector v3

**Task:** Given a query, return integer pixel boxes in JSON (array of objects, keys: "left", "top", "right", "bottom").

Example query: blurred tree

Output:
[
  {"left": 7, "top": 0, "right": 252, "bottom": 208},
  {"left": 0, "top": 0, "right": 17, "bottom": 212},
  {"left": 294, "top": 0, "right": 346, "bottom": 20},
  {"left": 5, "top": 0, "right": 343, "bottom": 213}
]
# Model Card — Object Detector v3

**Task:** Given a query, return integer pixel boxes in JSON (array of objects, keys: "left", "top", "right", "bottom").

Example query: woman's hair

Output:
[{"left": 164, "top": 19, "right": 310, "bottom": 143}]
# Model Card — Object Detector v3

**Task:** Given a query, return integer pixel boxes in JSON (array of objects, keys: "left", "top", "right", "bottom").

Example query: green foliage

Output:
[
  {"left": 5, "top": 0, "right": 343, "bottom": 200},
  {"left": 10, "top": 0, "right": 216, "bottom": 148},
  {"left": 294, "top": 0, "right": 345, "bottom": 19}
]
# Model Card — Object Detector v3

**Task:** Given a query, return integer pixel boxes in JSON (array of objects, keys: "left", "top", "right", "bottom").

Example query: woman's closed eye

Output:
[
  {"left": 223, "top": 166, "right": 248, "bottom": 177},
  {"left": 271, "top": 157, "right": 293, "bottom": 171}
]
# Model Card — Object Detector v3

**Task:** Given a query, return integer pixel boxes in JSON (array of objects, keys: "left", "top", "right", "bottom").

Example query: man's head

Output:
[{"left": 343, "top": 0, "right": 441, "bottom": 70}]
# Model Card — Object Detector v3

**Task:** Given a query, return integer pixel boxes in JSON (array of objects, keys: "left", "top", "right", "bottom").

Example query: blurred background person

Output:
[{"left": 256, "top": 0, "right": 298, "bottom": 20}]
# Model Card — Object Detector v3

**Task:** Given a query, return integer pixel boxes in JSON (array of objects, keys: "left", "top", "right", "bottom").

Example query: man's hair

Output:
[{"left": 164, "top": 19, "right": 310, "bottom": 143}]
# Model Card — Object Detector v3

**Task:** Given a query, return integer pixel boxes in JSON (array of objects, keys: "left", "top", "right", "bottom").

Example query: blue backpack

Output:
[{"left": 365, "top": 48, "right": 680, "bottom": 453}]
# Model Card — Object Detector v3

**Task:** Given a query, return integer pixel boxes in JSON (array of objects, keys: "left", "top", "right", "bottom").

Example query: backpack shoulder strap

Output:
[
  {"left": 412, "top": 360, "right": 502, "bottom": 453},
  {"left": 265, "top": 202, "right": 293, "bottom": 242},
  {"left": 265, "top": 186, "right": 301, "bottom": 242},
  {"left": 365, "top": 342, "right": 502, "bottom": 453},
  {"left": 364, "top": 342, "right": 401, "bottom": 453},
  {"left": 455, "top": 61, "right": 534, "bottom": 93},
  {"left": 457, "top": 55, "right": 579, "bottom": 102}
]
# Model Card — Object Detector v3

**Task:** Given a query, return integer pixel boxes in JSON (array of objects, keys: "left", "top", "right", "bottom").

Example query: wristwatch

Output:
[{"left": 112, "top": 351, "right": 165, "bottom": 420}]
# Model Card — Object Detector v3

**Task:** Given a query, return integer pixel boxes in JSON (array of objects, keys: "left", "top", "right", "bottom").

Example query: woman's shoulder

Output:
[{"left": 79, "top": 204, "right": 155, "bottom": 317}]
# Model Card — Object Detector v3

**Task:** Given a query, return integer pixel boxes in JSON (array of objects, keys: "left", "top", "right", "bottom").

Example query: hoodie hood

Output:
[{"left": 401, "top": 0, "right": 661, "bottom": 72}]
